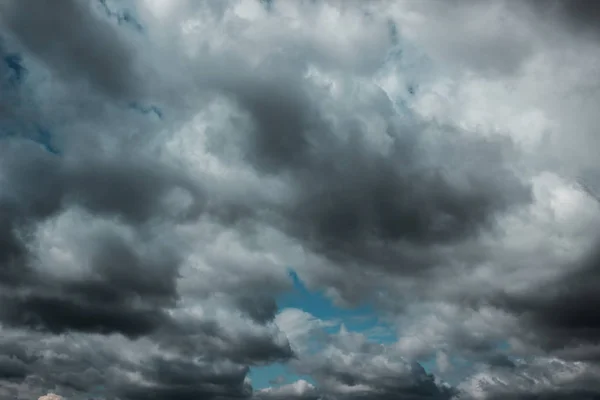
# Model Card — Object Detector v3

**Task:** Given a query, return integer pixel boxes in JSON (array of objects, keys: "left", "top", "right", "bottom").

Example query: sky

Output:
[{"left": 1, "top": 0, "right": 600, "bottom": 399}]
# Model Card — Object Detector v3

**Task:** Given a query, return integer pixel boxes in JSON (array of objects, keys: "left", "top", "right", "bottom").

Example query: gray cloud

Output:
[
  {"left": 459, "top": 357, "right": 600, "bottom": 400},
  {"left": 274, "top": 309, "right": 457, "bottom": 400},
  {"left": 0, "top": 325, "right": 288, "bottom": 400},
  {"left": 0, "top": 140, "right": 201, "bottom": 337},
  {"left": 0, "top": 0, "right": 143, "bottom": 99},
  {"left": 217, "top": 73, "right": 530, "bottom": 298},
  {"left": 118, "top": 356, "right": 253, "bottom": 400},
  {"left": 527, "top": 0, "right": 600, "bottom": 37},
  {"left": 480, "top": 243, "right": 600, "bottom": 355},
  {"left": 1, "top": 0, "right": 600, "bottom": 398}
]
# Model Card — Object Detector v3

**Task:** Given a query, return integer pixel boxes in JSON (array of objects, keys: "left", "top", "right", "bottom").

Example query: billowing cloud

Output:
[
  {"left": 0, "top": 0, "right": 599, "bottom": 399},
  {"left": 0, "top": 0, "right": 144, "bottom": 99},
  {"left": 273, "top": 309, "right": 457, "bottom": 400}
]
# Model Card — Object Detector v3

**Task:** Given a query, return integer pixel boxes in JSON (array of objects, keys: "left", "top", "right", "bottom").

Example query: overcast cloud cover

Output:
[{"left": 1, "top": 0, "right": 600, "bottom": 399}]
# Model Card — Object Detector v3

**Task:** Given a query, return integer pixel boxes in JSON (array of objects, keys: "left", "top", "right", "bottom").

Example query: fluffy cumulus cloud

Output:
[
  {"left": 0, "top": 0, "right": 599, "bottom": 399},
  {"left": 273, "top": 309, "right": 458, "bottom": 400}
]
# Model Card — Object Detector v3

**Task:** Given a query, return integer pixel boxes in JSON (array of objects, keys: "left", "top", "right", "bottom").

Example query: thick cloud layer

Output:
[
  {"left": 0, "top": 0, "right": 143, "bottom": 99},
  {"left": 1, "top": 0, "right": 600, "bottom": 399}
]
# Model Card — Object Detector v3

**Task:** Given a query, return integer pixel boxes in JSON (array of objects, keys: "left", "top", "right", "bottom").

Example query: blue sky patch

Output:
[
  {"left": 0, "top": 123, "right": 60, "bottom": 155},
  {"left": 260, "top": 0, "right": 274, "bottom": 12},
  {"left": 98, "top": 0, "right": 144, "bottom": 33},
  {"left": 250, "top": 363, "right": 315, "bottom": 390},
  {"left": 129, "top": 102, "right": 164, "bottom": 120},
  {"left": 250, "top": 270, "right": 398, "bottom": 389},
  {"left": 278, "top": 270, "right": 395, "bottom": 341},
  {"left": 35, "top": 126, "right": 60, "bottom": 155},
  {"left": 4, "top": 53, "right": 27, "bottom": 85}
]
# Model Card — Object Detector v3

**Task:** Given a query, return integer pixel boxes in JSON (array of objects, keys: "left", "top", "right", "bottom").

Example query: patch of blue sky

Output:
[
  {"left": 260, "top": 0, "right": 274, "bottom": 12},
  {"left": 278, "top": 269, "right": 396, "bottom": 343},
  {"left": 3, "top": 53, "right": 27, "bottom": 86},
  {"left": 117, "top": 11, "right": 144, "bottom": 32},
  {"left": 1, "top": 52, "right": 60, "bottom": 155},
  {"left": 251, "top": 270, "right": 398, "bottom": 389},
  {"left": 35, "top": 126, "right": 60, "bottom": 154},
  {"left": 0, "top": 118, "right": 60, "bottom": 155},
  {"left": 97, "top": 0, "right": 144, "bottom": 33},
  {"left": 269, "top": 268, "right": 481, "bottom": 387},
  {"left": 495, "top": 340, "right": 511, "bottom": 352},
  {"left": 377, "top": 24, "right": 435, "bottom": 119},
  {"left": 129, "top": 102, "right": 164, "bottom": 120},
  {"left": 250, "top": 363, "right": 315, "bottom": 390},
  {"left": 420, "top": 357, "right": 437, "bottom": 374},
  {"left": 435, "top": 355, "right": 475, "bottom": 387},
  {"left": 413, "top": 353, "right": 468, "bottom": 388},
  {"left": 388, "top": 19, "right": 400, "bottom": 46}
]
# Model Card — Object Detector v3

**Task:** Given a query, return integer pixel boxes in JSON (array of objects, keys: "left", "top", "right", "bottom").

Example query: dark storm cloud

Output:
[
  {"left": 121, "top": 383, "right": 251, "bottom": 400},
  {"left": 119, "top": 357, "right": 253, "bottom": 400},
  {"left": 3, "top": 0, "right": 597, "bottom": 398},
  {"left": 230, "top": 78, "right": 323, "bottom": 172},
  {"left": 485, "top": 245, "right": 600, "bottom": 353},
  {"left": 483, "top": 354, "right": 516, "bottom": 370},
  {"left": 234, "top": 295, "right": 279, "bottom": 324},
  {"left": 2, "top": 294, "right": 168, "bottom": 338},
  {"left": 0, "top": 139, "right": 205, "bottom": 226},
  {"left": 0, "top": 229, "right": 180, "bottom": 338},
  {"left": 0, "top": 332, "right": 112, "bottom": 396},
  {"left": 114, "top": 329, "right": 290, "bottom": 399},
  {"left": 0, "top": 355, "right": 29, "bottom": 380},
  {"left": 528, "top": 0, "right": 600, "bottom": 35},
  {"left": 557, "top": 0, "right": 600, "bottom": 31},
  {"left": 0, "top": 140, "right": 203, "bottom": 336},
  {"left": 226, "top": 78, "right": 530, "bottom": 276},
  {"left": 0, "top": 229, "right": 179, "bottom": 337},
  {"left": 0, "top": 325, "right": 288, "bottom": 400},
  {"left": 156, "top": 314, "right": 294, "bottom": 366},
  {"left": 0, "top": 0, "right": 142, "bottom": 99},
  {"left": 0, "top": 139, "right": 200, "bottom": 239},
  {"left": 62, "top": 155, "right": 206, "bottom": 224},
  {"left": 0, "top": 7, "right": 295, "bottom": 394}
]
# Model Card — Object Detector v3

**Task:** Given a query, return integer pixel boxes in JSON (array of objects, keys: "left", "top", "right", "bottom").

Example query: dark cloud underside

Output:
[{"left": 0, "top": 1, "right": 599, "bottom": 399}]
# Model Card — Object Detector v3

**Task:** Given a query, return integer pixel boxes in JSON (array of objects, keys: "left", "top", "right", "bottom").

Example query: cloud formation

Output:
[
  {"left": 38, "top": 394, "right": 63, "bottom": 400},
  {"left": 0, "top": 0, "right": 599, "bottom": 399}
]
